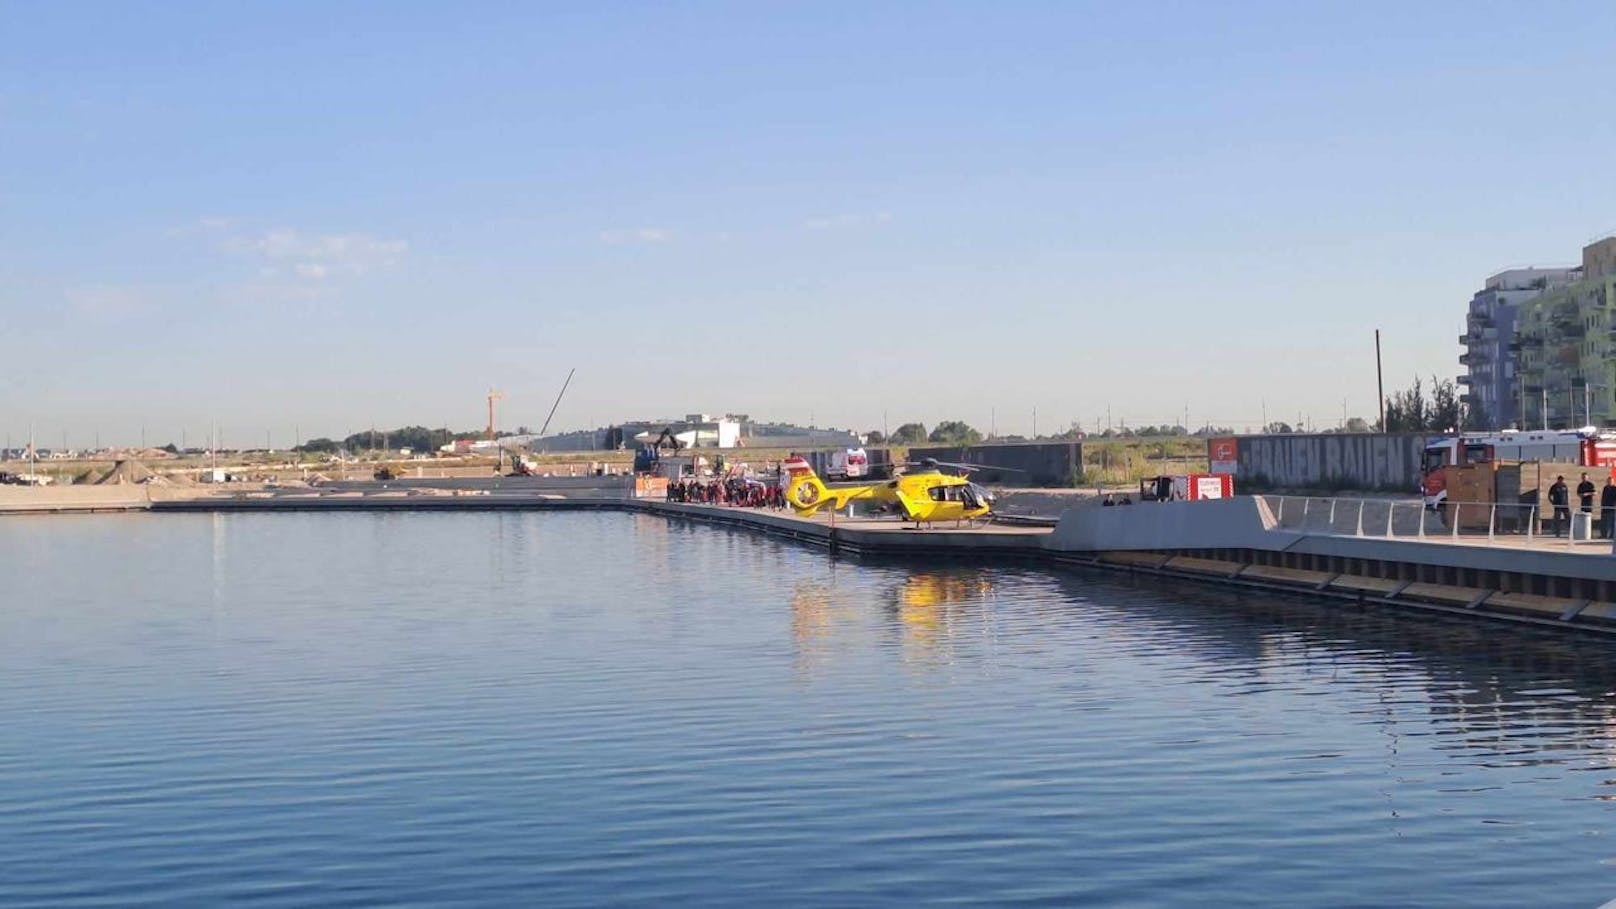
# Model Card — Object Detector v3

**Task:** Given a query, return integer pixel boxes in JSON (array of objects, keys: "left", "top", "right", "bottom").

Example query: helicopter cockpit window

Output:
[{"left": 929, "top": 486, "right": 946, "bottom": 502}]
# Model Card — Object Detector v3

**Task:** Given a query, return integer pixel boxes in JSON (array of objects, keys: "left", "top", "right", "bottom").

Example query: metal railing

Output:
[{"left": 1260, "top": 495, "right": 1614, "bottom": 547}]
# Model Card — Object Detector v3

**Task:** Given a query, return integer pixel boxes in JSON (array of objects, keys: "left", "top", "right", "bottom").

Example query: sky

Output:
[{"left": 3, "top": 1, "right": 1615, "bottom": 448}]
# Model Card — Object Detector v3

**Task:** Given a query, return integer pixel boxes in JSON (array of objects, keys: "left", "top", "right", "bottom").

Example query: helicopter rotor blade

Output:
[{"left": 929, "top": 461, "right": 1025, "bottom": 473}]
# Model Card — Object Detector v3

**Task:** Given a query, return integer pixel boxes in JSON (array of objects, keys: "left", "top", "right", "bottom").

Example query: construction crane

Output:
[{"left": 536, "top": 368, "right": 576, "bottom": 440}]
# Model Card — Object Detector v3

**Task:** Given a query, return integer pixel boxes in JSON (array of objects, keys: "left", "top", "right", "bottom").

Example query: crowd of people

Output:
[{"left": 667, "top": 476, "right": 786, "bottom": 509}]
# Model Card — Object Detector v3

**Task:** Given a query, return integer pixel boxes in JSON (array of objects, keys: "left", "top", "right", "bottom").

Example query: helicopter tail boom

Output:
[{"left": 782, "top": 457, "right": 878, "bottom": 515}]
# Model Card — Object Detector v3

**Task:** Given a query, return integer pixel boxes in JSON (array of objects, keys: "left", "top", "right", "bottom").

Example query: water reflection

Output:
[
  {"left": 791, "top": 557, "right": 1616, "bottom": 769},
  {"left": 10, "top": 514, "right": 1616, "bottom": 906},
  {"left": 886, "top": 571, "right": 996, "bottom": 667},
  {"left": 1041, "top": 570, "right": 1616, "bottom": 769}
]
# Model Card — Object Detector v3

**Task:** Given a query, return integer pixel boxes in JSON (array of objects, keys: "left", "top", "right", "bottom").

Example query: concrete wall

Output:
[
  {"left": 1223, "top": 433, "right": 1427, "bottom": 491},
  {"left": 0, "top": 486, "right": 152, "bottom": 512},
  {"left": 1046, "top": 496, "right": 1296, "bottom": 552},
  {"left": 907, "top": 442, "right": 1082, "bottom": 486}
]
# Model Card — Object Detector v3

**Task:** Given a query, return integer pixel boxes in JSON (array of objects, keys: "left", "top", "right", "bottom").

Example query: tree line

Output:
[
  {"left": 866, "top": 420, "right": 1238, "bottom": 446},
  {"left": 296, "top": 425, "right": 506, "bottom": 455},
  {"left": 1381, "top": 375, "right": 1469, "bottom": 433}
]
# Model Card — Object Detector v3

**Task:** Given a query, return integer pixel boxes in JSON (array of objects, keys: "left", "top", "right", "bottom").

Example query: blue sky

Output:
[{"left": 3, "top": 1, "right": 1615, "bottom": 447}]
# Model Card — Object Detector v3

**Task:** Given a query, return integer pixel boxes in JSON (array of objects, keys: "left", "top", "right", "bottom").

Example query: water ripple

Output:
[{"left": 4, "top": 512, "right": 1616, "bottom": 907}]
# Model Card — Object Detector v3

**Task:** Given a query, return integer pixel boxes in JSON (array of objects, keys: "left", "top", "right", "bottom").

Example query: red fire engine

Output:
[{"left": 1420, "top": 429, "right": 1616, "bottom": 507}]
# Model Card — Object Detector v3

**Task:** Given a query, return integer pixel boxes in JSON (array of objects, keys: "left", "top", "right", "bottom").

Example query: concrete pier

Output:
[{"left": 7, "top": 482, "right": 1616, "bottom": 637}]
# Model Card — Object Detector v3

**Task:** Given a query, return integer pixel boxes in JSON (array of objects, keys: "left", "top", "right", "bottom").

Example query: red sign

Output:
[{"left": 1209, "top": 437, "right": 1238, "bottom": 475}]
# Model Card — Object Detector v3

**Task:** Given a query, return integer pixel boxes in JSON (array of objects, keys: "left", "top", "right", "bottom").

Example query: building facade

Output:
[
  {"left": 1512, "top": 237, "right": 1616, "bottom": 429},
  {"left": 1459, "top": 267, "right": 1577, "bottom": 429}
]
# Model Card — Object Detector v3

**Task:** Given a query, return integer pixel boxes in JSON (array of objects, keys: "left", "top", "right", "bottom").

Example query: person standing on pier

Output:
[
  {"left": 1578, "top": 473, "right": 1596, "bottom": 515},
  {"left": 1550, "top": 475, "right": 1570, "bottom": 537},
  {"left": 1603, "top": 475, "right": 1616, "bottom": 536},
  {"left": 1602, "top": 475, "right": 1616, "bottom": 539}
]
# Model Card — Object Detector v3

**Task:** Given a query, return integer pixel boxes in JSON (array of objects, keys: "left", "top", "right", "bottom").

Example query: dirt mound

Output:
[{"left": 92, "top": 459, "right": 156, "bottom": 485}]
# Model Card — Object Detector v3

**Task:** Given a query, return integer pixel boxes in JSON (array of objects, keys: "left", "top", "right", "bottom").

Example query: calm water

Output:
[{"left": 4, "top": 512, "right": 1616, "bottom": 907}]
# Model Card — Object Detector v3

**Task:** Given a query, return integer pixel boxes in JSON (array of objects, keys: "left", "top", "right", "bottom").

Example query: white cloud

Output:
[
  {"left": 218, "top": 227, "right": 408, "bottom": 280},
  {"left": 599, "top": 227, "right": 672, "bottom": 245},
  {"left": 803, "top": 211, "right": 893, "bottom": 230}
]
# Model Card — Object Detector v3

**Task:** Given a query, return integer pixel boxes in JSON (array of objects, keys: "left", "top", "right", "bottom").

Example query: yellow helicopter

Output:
[{"left": 780, "top": 456, "right": 1010, "bottom": 525}]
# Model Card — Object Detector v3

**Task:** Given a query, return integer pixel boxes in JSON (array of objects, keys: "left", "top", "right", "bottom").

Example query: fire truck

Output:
[{"left": 1420, "top": 428, "right": 1616, "bottom": 507}]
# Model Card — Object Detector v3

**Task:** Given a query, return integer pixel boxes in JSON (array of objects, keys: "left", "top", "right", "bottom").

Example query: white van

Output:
[{"left": 828, "top": 448, "right": 869, "bottom": 480}]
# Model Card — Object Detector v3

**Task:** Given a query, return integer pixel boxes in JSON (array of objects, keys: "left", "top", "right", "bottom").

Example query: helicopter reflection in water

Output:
[
  {"left": 888, "top": 570, "right": 997, "bottom": 666},
  {"left": 787, "top": 569, "right": 999, "bottom": 674}
]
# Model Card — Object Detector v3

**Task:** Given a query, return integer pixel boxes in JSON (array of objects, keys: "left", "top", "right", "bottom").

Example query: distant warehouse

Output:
[{"left": 907, "top": 442, "right": 1083, "bottom": 487}]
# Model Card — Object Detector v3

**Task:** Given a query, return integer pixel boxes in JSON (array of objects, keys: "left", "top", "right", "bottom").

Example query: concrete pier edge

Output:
[{"left": 8, "top": 491, "right": 1616, "bottom": 638}]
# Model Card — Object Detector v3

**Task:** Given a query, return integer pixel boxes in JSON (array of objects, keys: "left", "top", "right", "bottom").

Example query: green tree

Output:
[
  {"left": 1385, "top": 376, "right": 1428, "bottom": 432},
  {"left": 927, "top": 420, "right": 982, "bottom": 445},
  {"left": 889, "top": 422, "right": 928, "bottom": 445},
  {"left": 299, "top": 437, "right": 339, "bottom": 454},
  {"left": 864, "top": 430, "right": 886, "bottom": 445},
  {"left": 1381, "top": 375, "right": 1464, "bottom": 432},
  {"left": 1429, "top": 376, "right": 1462, "bottom": 432},
  {"left": 1263, "top": 421, "right": 1295, "bottom": 434},
  {"left": 1049, "top": 421, "right": 1085, "bottom": 441}
]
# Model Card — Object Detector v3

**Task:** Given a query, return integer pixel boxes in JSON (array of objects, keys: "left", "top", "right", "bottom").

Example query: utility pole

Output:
[
  {"left": 1542, "top": 388, "right": 1549, "bottom": 430},
  {"left": 1374, "top": 329, "right": 1385, "bottom": 431},
  {"left": 1032, "top": 406, "right": 1038, "bottom": 439}
]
